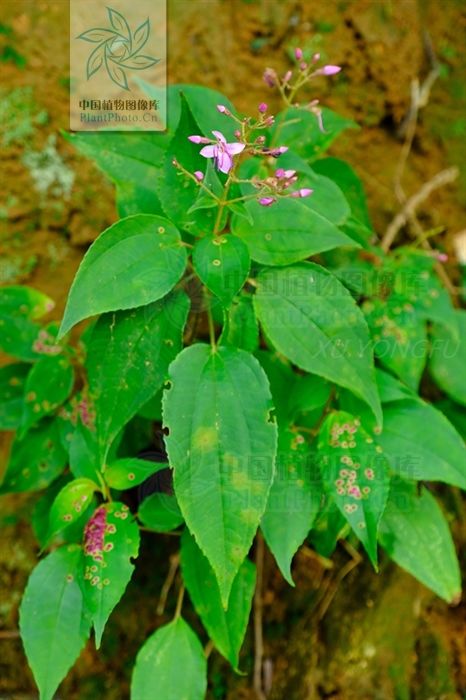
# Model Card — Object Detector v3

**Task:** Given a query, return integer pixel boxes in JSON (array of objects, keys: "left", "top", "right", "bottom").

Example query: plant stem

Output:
[{"left": 174, "top": 584, "right": 185, "bottom": 619}]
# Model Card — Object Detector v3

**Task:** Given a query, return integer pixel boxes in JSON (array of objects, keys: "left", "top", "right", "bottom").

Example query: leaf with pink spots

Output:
[
  {"left": 81, "top": 501, "right": 140, "bottom": 647},
  {"left": 317, "top": 410, "right": 390, "bottom": 566}
]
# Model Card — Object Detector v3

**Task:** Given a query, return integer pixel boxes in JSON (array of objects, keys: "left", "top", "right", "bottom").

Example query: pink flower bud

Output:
[
  {"left": 300, "top": 61, "right": 308, "bottom": 71},
  {"left": 258, "top": 102, "right": 268, "bottom": 113},
  {"left": 283, "top": 70, "right": 292, "bottom": 84},
  {"left": 291, "top": 188, "right": 313, "bottom": 198},
  {"left": 188, "top": 135, "right": 202, "bottom": 144},
  {"left": 194, "top": 171, "right": 204, "bottom": 181},
  {"left": 216, "top": 104, "right": 229, "bottom": 114},
  {"left": 275, "top": 168, "right": 285, "bottom": 178},
  {"left": 436, "top": 252, "right": 448, "bottom": 263},
  {"left": 295, "top": 47, "right": 303, "bottom": 60},
  {"left": 234, "top": 129, "right": 242, "bottom": 139},
  {"left": 318, "top": 65, "right": 341, "bottom": 76},
  {"left": 259, "top": 196, "right": 276, "bottom": 206},
  {"left": 264, "top": 116, "right": 275, "bottom": 126},
  {"left": 312, "top": 52, "right": 321, "bottom": 63},
  {"left": 255, "top": 135, "right": 266, "bottom": 144}
]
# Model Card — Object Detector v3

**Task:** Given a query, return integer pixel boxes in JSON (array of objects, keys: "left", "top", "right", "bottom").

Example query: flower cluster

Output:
[{"left": 263, "top": 48, "right": 341, "bottom": 132}]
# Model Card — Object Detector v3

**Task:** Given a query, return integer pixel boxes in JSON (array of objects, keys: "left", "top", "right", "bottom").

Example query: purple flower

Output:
[
  {"left": 198, "top": 130, "right": 245, "bottom": 174},
  {"left": 295, "top": 47, "right": 303, "bottom": 60},
  {"left": 259, "top": 196, "right": 276, "bottom": 206},
  {"left": 194, "top": 170, "right": 204, "bottom": 181},
  {"left": 258, "top": 102, "right": 268, "bottom": 113}
]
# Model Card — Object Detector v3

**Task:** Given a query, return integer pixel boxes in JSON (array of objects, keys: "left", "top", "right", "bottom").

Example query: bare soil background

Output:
[{"left": 1, "top": 1, "right": 466, "bottom": 698}]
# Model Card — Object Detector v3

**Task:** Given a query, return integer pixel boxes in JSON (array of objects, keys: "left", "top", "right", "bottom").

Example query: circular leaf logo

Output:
[{"left": 77, "top": 6, "right": 160, "bottom": 91}]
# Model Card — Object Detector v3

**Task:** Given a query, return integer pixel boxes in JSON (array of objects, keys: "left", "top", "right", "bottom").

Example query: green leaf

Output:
[
  {"left": 69, "top": 418, "right": 101, "bottom": 482},
  {"left": 87, "top": 291, "right": 189, "bottom": 459},
  {"left": 254, "top": 264, "right": 382, "bottom": 424},
  {"left": 377, "top": 399, "right": 466, "bottom": 489},
  {"left": 181, "top": 530, "right": 256, "bottom": 670},
  {"left": 138, "top": 492, "right": 184, "bottom": 532},
  {"left": 239, "top": 154, "right": 350, "bottom": 226},
  {"left": 163, "top": 344, "right": 277, "bottom": 605},
  {"left": 232, "top": 198, "right": 357, "bottom": 266},
  {"left": 255, "top": 350, "right": 296, "bottom": 426},
  {"left": 375, "top": 368, "right": 416, "bottom": 403},
  {"left": 312, "top": 157, "right": 373, "bottom": 231},
  {"left": 0, "top": 362, "right": 30, "bottom": 430},
  {"left": 104, "top": 457, "right": 166, "bottom": 490},
  {"left": 1, "top": 419, "right": 68, "bottom": 494},
  {"left": 20, "top": 354, "right": 74, "bottom": 436},
  {"left": 270, "top": 107, "right": 357, "bottom": 161},
  {"left": 309, "top": 500, "right": 347, "bottom": 558},
  {"left": 0, "top": 285, "right": 54, "bottom": 319},
  {"left": 47, "top": 478, "right": 98, "bottom": 542},
  {"left": 261, "top": 428, "right": 322, "bottom": 584},
  {"left": 318, "top": 411, "right": 390, "bottom": 565},
  {"left": 363, "top": 297, "right": 427, "bottom": 390},
  {"left": 220, "top": 293, "right": 259, "bottom": 353},
  {"left": 429, "top": 309, "right": 466, "bottom": 406},
  {"left": 193, "top": 234, "right": 250, "bottom": 306},
  {"left": 59, "top": 215, "right": 187, "bottom": 337},
  {"left": 131, "top": 617, "right": 207, "bottom": 700},
  {"left": 19, "top": 545, "right": 90, "bottom": 700},
  {"left": 379, "top": 479, "right": 461, "bottom": 602},
  {"left": 0, "top": 312, "right": 42, "bottom": 361},
  {"left": 287, "top": 374, "right": 332, "bottom": 421},
  {"left": 435, "top": 399, "right": 466, "bottom": 441},
  {"left": 64, "top": 130, "right": 166, "bottom": 217},
  {"left": 82, "top": 502, "right": 140, "bottom": 647}
]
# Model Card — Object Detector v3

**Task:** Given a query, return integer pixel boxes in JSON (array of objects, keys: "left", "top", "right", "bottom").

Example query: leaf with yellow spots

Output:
[
  {"left": 20, "top": 354, "right": 74, "bottom": 437},
  {"left": 192, "top": 234, "right": 250, "bottom": 306},
  {"left": 46, "top": 478, "right": 99, "bottom": 544},
  {"left": 163, "top": 344, "right": 277, "bottom": 606},
  {"left": 261, "top": 427, "right": 322, "bottom": 585},
  {"left": 0, "top": 418, "right": 68, "bottom": 494},
  {"left": 104, "top": 457, "right": 166, "bottom": 490},
  {"left": 363, "top": 297, "right": 427, "bottom": 391},
  {"left": 59, "top": 214, "right": 188, "bottom": 338},
  {"left": 0, "top": 285, "right": 54, "bottom": 320},
  {"left": 81, "top": 501, "right": 140, "bottom": 647},
  {"left": 317, "top": 410, "right": 390, "bottom": 566},
  {"left": 19, "top": 545, "right": 91, "bottom": 700},
  {"left": 0, "top": 362, "right": 30, "bottom": 430}
]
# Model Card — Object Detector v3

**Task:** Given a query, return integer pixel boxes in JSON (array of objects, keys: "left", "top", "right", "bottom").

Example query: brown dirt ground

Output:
[{"left": 1, "top": 1, "right": 466, "bottom": 698}]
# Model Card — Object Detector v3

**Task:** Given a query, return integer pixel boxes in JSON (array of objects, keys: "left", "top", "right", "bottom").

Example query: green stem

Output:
[{"left": 206, "top": 293, "right": 217, "bottom": 350}]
